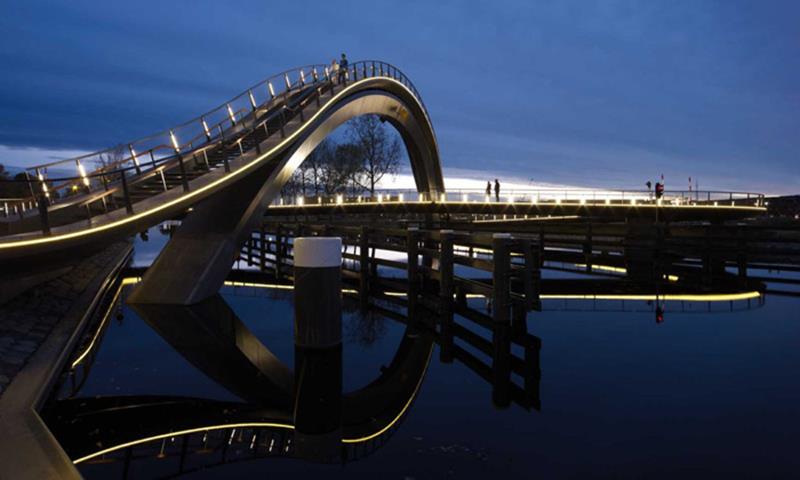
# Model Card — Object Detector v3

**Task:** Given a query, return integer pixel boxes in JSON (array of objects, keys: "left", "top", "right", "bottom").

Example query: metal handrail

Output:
[{"left": 274, "top": 188, "right": 766, "bottom": 207}]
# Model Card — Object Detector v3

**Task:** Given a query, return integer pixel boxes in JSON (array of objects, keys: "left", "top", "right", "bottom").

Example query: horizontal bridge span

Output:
[{"left": 264, "top": 198, "right": 765, "bottom": 222}]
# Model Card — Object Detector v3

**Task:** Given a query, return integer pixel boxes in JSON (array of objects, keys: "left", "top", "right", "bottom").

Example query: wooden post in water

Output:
[
  {"left": 359, "top": 226, "right": 370, "bottom": 310},
  {"left": 407, "top": 227, "right": 420, "bottom": 318},
  {"left": 584, "top": 223, "right": 593, "bottom": 272},
  {"left": 275, "top": 227, "right": 283, "bottom": 279},
  {"left": 492, "top": 234, "right": 511, "bottom": 324},
  {"left": 524, "top": 334, "right": 543, "bottom": 411},
  {"left": 259, "top": 227, "right": 266, "bottom": 272},
  {"left": 491, "top": 233, "right": 512, "bottom": 408},
  {"left": 737, "top": 227, "right": 748, "bottom": 285},
  {"left": 439, "top": 230, "right": 454, "bottom": 363}
]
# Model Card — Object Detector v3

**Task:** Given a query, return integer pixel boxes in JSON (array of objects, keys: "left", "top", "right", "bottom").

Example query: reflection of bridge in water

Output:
[
  {"left": 46, "top": 290, "right": 436, "bottom": 472},
  {"left": 43, "top": 261, "right": 771, "bottom": 477}
]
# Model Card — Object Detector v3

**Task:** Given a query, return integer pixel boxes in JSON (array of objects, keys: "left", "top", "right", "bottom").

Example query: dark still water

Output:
[{"left": 40, "top": 269, "right": 800, "bottom": 479}]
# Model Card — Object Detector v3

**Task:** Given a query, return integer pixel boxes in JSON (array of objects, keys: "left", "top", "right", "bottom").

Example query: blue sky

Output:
[{"left": 1, "top": 0, "right": 797, "bottom": 193}]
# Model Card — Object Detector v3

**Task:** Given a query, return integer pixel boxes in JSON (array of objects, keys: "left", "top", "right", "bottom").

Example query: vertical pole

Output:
[
  {"left": 491, "top": 233, "right": 511, "bottom": 408},
  {"left": 38, "top": 193, "right": 51, "bottom": 236},
  {"left": 520, "top": 238, "right": 539, "bottom": 311},
  {"left": 177, "top": 154, "right": 190, "bottom": 192},
  {"left": 737, "top": 227, "right": 748, "bottom": 284},
  {"left": 407, "top": 227, "right": 420, "bottom": 318},
  {"left": 293, "top": 237, "right": 343, "bottom": 462},
  {"left": 524, "top": 334, "right": 542, "bottom": 411},
  {"left": 120, "top": 171, "right": 134, "bottom": 214},
  {"left": 359, "top": 226, "right": 370, "bottom": 311},
  {"left": 492, "top": 234, "right": 511, "bottom": 324},
  {"left": 275, "top": 228, "right": 283, "bottom": 279},
  {"left": 439, "top": 230, "right": 454, "bottom": 363},
  {"left": 260, "top": 227, "right": 266, "bottom": 272},
  {"left": 584, "top": 223, "right": 593, "bottom": 272},
  {"left": 247, "top": 235, "right": 254, "bottom": 267}
]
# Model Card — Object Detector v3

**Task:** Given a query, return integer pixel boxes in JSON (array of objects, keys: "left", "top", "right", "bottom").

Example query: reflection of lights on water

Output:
[
  {"left": 73, "top": 422, "right": 296, "bottom": 464},
  {"left": 574, "top": 263, "right": 679, "bottom": 282}
]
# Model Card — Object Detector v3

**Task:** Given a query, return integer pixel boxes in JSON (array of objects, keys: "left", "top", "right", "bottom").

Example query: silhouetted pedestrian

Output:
[
  {"left": 339, "top": 53, "right": 348, "bottom": 83},
  {"left": 655, "top": 181, "right": 664, "bottom": 199},
  {"left": 494, "top": 179, "right": 500, "bottom": 202},
  {"left": 485, "top": 181, "right": 491, "bottom": 198}
]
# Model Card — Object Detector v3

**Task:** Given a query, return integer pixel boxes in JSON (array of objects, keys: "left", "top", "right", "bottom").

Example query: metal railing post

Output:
[
  {"left": 38, "top": 193, "right": 51, "bottom": 236},
  {"left": 177, "top": 154, "right": 190, "bottom": 192},
  {"left": 120, "top": 171, "right": 134, "bottom": 214}
]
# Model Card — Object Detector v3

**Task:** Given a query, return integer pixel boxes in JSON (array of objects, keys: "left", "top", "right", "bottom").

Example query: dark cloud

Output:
[{"left": 1, "top": 0, "right": 798, "bottom": 192}]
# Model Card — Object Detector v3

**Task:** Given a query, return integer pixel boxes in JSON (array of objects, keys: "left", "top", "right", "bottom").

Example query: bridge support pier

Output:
[
  {"left": 292, "top": 237, "right": 343, "bottom": 462},
  {"left": 127, "top": 159, "right": 277, "bottom": 305},
  {"left": 491, "top": 233, "right": 512, "bottom": 409}
]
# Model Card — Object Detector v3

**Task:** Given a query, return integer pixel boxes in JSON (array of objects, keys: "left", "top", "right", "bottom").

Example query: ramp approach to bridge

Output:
[{"left": 0, "top": 60, "right": 766, "bottom": 304}]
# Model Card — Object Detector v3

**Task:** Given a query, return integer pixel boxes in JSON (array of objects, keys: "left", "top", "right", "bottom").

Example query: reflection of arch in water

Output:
[
  {"left": 42, "top": 295, "right": 434, "bottom": 471},
  {"left": 130, "top": 297, "right": 294, "bottom": 406}
]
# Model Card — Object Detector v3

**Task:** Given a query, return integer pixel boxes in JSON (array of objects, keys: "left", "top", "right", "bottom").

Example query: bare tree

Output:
[
  {"left": 347, "top": 115, "right": 401, "bottom": 197},
  {"left": 306, "top": 138, "right": 335, "bottom": 196},
  {"left": 327, "top": 143, "right": 363, "bottom": 195},
  {"left": 94, "top": 145, "right": 126, "bottom": 184}
]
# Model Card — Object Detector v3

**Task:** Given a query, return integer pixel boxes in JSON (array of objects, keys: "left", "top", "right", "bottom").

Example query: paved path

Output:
[{"left": 0, "top": 241, "right": 131, "bottom": 397}]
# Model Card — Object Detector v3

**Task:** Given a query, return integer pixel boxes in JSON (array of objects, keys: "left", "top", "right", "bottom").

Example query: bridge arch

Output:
[{"left": 270, "top": 83, "right": 444, "bottom": 202}]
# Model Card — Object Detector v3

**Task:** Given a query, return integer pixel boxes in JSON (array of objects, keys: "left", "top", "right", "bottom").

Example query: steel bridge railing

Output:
[{"left": 271, "top": 188, "right": 766, "bottom": 208}]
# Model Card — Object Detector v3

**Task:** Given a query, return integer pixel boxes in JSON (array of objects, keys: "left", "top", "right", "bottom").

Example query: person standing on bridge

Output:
[
  {"left": 485, "top": 181, "right": 492, "bottom": 199},
  {"left": 494, "top": 179, "right": 500, "bottom": 202},
  {"left": 339, "top": 53, "right": 349, "bottom": 83},
  {"left": 330, "top": 58, "right": 340, "bottom": 84}
]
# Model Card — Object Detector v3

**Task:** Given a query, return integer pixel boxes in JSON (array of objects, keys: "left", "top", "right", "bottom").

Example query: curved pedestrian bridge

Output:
[{"left": 0, "top": 61, "right": 444, "bottom": 262}]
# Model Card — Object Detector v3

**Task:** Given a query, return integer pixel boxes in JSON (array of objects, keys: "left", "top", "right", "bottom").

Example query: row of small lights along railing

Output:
[
  {"left": 9, "top": 64, "right": 332, "bottom": 216},
  {"left": 2, "top": 61, "right": 424, "bottom": 220},
  {"left": 0, "top": 61, "right": 428, "bottom": 230},
  {"left": 272, "top": 189, "right": 766, "bottom": 208}
]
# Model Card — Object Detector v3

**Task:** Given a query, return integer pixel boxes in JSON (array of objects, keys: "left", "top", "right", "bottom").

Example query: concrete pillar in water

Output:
[{"left": 293, "top": 237, "right": 343, "bottom": 462}]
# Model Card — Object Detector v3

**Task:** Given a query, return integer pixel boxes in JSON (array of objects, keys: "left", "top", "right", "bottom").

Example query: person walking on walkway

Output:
[
  {"left": 494, "top": 179, "right": 500, "bottom": 202},
  {"left": 330, "top": 58, "right": 339, "bottom": 84},
  {"left": 339, "top": 53, "right": 349, "bottom": 83},
  {"left": 485, "top": 181, "right": 492, "bottom": 199}
]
